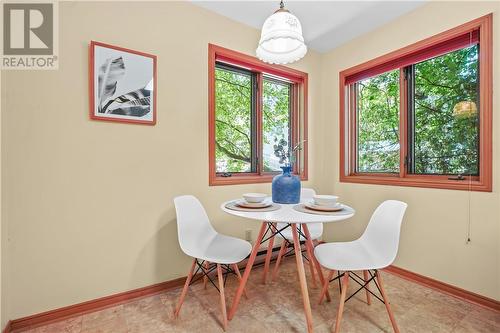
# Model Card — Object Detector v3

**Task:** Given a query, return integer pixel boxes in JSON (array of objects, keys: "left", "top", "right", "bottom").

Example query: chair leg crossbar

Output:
[
  {"left": 189, "top": 260, "right": 238, "bottom": 292},
  {"left": 320, "top": 269, "right": 400, "bottom": 333},
  {"left": 342, "top": 270, "right": 385, "bottom": 304}
]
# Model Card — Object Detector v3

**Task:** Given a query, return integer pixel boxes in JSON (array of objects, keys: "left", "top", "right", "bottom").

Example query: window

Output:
[
  {"left": 340, "top": 15, "right": 492, "bottom": 191},
  {"left": 209, "top": 44, "right": 308, "bottom": 185}
]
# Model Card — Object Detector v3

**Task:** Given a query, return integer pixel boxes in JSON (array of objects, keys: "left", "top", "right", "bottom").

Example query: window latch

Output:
[
  {"left": 221, "top": 173, "right": 232, "bottom": 177},
  {"left": 448, "top": 174, "right": 465, "bottom": 181}
]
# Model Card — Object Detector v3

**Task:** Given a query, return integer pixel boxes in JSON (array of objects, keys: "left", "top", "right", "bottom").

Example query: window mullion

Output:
[
  {"left": 350, "top": 83, "right": 358, "bottom": 175},
  {"left": 256, "top": 73, "right": 263, "bottom": 175},
  {"left": 290, "top": 83, "right": 298, "bottom": 174},
  {"left": 399, "top": 67, "right": 408, "bottom": 178},
  {"left": 406, "top": 65, "right": 416, "bottom": 175}
]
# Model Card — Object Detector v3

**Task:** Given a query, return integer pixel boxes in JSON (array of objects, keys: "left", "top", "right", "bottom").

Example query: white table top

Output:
[{"left": 221, "top": 198, "right": 355, "bottom": 224}]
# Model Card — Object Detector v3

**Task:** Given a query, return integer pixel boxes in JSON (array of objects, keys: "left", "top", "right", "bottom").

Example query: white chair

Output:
[
  {"left": 173, "top": 195, "right": 252, "bottom": 331},
  {"left": 269, "top": 188, "right": 323, "bottom": 285},
  {"left": 314, "top": 200, "right": 407, "bottom": 333}
]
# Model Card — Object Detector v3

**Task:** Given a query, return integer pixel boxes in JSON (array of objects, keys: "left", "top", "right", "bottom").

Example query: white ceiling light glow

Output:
[{"left": 256, "top": 0, "right": 307, "bottom": 65}]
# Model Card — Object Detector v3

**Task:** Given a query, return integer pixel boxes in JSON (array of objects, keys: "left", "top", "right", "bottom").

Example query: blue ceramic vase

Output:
[{"left": 272, "top": 166, "right": 301, "bottom": 204}]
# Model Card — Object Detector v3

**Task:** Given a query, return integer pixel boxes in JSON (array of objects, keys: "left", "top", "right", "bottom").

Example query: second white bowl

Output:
[
  {"left": 313, "top": 195, "right": 339, "bottom": 206},
  {"left": 243, "top": 193, "right": 267, "bottom": 203}
]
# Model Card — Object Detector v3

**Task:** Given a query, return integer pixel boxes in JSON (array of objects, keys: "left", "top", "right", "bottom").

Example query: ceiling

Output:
[{"left": 193, "top": 1, "right": 425, "bottom": 53}]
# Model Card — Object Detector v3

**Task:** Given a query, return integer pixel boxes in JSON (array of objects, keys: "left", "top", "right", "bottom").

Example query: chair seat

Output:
[
  {"left": 314, "top": 241, "right": 390, "bottom": 271},
  {"left": 276, "top": 222, "right": 323, "bottom": 241},
  {"left": 196, "top": 234, "right": 252, "bottom": 265}
]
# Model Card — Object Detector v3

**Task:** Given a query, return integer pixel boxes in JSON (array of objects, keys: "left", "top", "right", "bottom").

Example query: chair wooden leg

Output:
[
  {"left": 319, "top": 270, "right": 335, "bottom": 305},
  {"left": 376, "top": 270, "right": 400, "bottom": 333},
  {"left": 262, "top": 223, "right": 276, "bottom": 284},
  {"left": 232, "top": 264, "right": 248, "bottom": 299},
  {"left": 203, "top": 261, "right": 209, "bottom": 290},
  {"left": 272, "top": 240, "right": 287, "bottom": 281},
  {"left": 174, "top": 258, "right": 197, "bottom": 318},
  {"left": 303, "top": 224, "right": 331, "bottom": 302},
  {"left": 304, "top": 236, "right": 318, "bottom": 288},
  {"left": 291, "top": 224, "right": 314, "bottom": 333},
  {"left": 217, "top": 264, "right": 228, "bottom": 331},
  {"left": 333, "top": 271, "right": 350, "bottom": 333},
  {"left": 363, "top": 270, "right": 371, "bottom": 305}
]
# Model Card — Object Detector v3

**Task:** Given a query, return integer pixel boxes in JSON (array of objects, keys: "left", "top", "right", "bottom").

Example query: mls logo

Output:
[{"left": 2, "top": 1, "right": 58, "bottom": 69}]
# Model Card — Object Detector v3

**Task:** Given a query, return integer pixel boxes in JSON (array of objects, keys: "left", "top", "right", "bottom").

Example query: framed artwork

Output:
[{"left": 89, "top": 41, "right": 157, "bottom": 125}]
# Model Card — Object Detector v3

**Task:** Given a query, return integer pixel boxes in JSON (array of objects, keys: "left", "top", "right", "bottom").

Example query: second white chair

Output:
[
  {"left": 314, "top": 200, "right": 407, "bottom": 333},
  {"left": 173, "top": 195, "right": 252, "bottom": 331}
]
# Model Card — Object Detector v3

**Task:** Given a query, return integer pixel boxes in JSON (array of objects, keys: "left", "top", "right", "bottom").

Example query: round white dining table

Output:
[{"left": 221, "top": 198, "right": 355, "bottom": 333}]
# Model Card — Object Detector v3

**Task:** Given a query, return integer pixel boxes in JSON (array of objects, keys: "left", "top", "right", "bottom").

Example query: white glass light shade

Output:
[{"left": 256, "top": 10, "right": 307, "bottom": 65}]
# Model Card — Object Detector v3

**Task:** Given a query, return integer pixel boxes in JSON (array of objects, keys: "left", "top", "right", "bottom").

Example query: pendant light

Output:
[
  {"left": 452, "top": 100, "right": 477, "bottom": 118},
  {"left": 256, "top": 0, "right": 307, "bottom": 64}
]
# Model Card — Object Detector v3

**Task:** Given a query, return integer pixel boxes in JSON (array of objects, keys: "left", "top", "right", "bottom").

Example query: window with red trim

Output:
[
  {"left": 340, "top": 15, "right": 492, "bottom": 191},
  {"left": 209, "top": 44, "right": 308, "bottom": 186}
]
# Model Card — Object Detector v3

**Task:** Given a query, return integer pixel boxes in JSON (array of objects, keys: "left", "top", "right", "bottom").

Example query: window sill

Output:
[
  {"left": 209, "top": 173, "right": 308, "bottom": 186},
  {"left": 340, "top": 174, "right": 491, "bottom": 192}
]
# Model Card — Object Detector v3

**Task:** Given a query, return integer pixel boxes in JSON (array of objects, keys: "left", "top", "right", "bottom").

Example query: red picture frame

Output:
[{"left": 89, "top": 41, "right": 157, "bottom": 125}]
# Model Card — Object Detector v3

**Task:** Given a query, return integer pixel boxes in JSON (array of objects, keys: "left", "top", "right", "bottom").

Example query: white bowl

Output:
[
  {"left": 243, "top": 193, "right": 267, "bottom": 203},
  {"left": 313, "top": 195, "right": 339, "bottom": 206}
]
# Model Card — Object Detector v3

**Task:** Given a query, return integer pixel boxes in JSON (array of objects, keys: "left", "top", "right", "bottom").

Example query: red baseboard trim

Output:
[
  {"left": 6, "top": 245, "right": 282, "bottom": 332},
  {"left": 2, "top": 321, "right": 11, "bottom": 333},
  {"left": 385, "top": 265, "right": 500, "bottom": 312},
  {"left": 9, "top": 277, "right": 186, "bottom": 332}
]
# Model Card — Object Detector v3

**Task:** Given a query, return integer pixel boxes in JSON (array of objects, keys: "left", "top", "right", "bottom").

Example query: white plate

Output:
[
  {"left": 305, "top": 201, "right": 343, "bottom": 212},
  {"left": 236, "top": 200, "right": 272, "bottom": 209}
]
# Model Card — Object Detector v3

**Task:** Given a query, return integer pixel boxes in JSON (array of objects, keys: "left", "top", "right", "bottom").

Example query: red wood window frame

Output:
[
  {"left": 208, "top": 44, "right": 308, "bottom": 186},
  {"left": 339, "top": 14, "right": 492, "bottom": 192}
]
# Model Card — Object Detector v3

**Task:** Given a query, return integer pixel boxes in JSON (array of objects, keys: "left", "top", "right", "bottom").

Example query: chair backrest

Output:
[
  {"left": 174, "top": 195, "right": 217, "bottom": 258},
  {"left": 359, "top": 200, "right": 408, "bottom": 267},
  {"left": 301, "top": 187, "right": 316, "bottom": 201}
]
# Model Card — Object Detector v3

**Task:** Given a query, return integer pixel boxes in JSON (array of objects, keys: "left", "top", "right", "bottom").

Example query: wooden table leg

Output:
[
  {"left": 228, "top": 222, "right": 267, "bottom": 321},
  {"left": 232, "top": 264, "right": 248, "bottom": 299},
  {"left": 262, "top": 222, "right": 276, "bottom": 284},
  {"left": 319, "top": 270, "right": 335, "bottom": 305},
  {"left": 304, "top": 235, "right": 318, "bottom": 288},
  {"left": 272, "top": 240, "right": 287, "bottom": 281},
  {"left": 291, "top": 224, "right": 314, "bottom": 333},
  {"left": 303, "top": 224, "right": 331, "bottom": 302}
]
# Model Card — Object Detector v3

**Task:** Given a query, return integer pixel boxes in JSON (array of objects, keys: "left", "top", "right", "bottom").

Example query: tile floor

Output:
[{"left": 18, "top": 260, "right": 500, "bottom": 332}]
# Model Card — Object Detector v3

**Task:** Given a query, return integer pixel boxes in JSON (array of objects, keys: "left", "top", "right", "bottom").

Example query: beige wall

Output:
[
  {"left": 319, "top": 0, "right": 500, "bottom": 301},
  {"left": 0, "top": 1, "right": 323, "bottom": 320},
  {"left": 1, "top": 0, "right": 499, "bottom": 325}
]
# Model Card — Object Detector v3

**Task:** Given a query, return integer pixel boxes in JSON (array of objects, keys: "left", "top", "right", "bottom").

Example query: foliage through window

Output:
[
  {"left": 209, "top": 44, "right": 308, "bottom": 185},
  {"left": 410, "top": 45, "right": 479, "bottom": 175},
  {"left": 357, "top": 70, "right": 400, "bottom": 173},
  {"left": 215, "top": 65, "right": 254, "bottom": 173},
  {"left": 340, "top": 15, "right": 492, "bottom": 191},
  {"left": 263, "top": 78, "right": 291, "bottom": 172}
]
